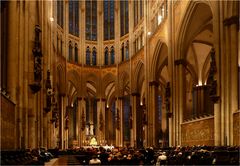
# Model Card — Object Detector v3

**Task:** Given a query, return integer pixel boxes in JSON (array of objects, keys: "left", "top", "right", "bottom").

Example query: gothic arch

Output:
[
  {"left": 132, "top": 60, "right": 144, "bottom": 93},
  {"left": 67, "top": 80, "right": 78, "bottom": 106},
  {"left": 176, "top": 1, "right": 213, "bottom": 60},
  {"left": 102, "top": 73, "right": 116, "bottom": 92},
  {"left": 151, "top": 41, "right": 168, "bottom": 82},
  {"left": 84, "top": 72, "right": 99, "bottom": 97},
  {"left": 57, "top": 64, "right": 66, "bottom": 95},
  {"left": 118, "top": 71, "right": 130, "bottom": 96},
  {"left": 67, "top": 69, "right": 81, "bottom": 96}
]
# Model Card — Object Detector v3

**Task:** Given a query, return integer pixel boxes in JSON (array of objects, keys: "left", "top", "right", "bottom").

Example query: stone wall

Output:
[
  {"left": 1, "top": 94, "right": 15, "bottom": 150},
  {"left": 181, "top": 117, "right": 214, "bottom": 146},
  {"left": 233, "top": 112, "right": 240, "bottom": 145}
]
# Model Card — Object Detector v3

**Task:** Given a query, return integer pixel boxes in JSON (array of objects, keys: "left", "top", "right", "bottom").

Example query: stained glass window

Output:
[
  {"left": 104, "top": 47, "right": 109, "bottom": 65},
  {"left": 120, "top": 0, "right": 129, "bottom": 36},
  {"left": 134, "top": 1, "right": 138, "bottom": 27},
  {"left": 92, "top": 47, "right": 97, "bottom": 66},
  {"left": 69, "top": 43, "right": 73, "bottom": 62},
  {"left": 74, "top": 45, "right": 78, "bottom": 63},
  {"left": 57, "top": 1, "right": 64, "bottom": 28},
  {"left": 121, "top": 43, "right": 125, "bottom": 62},
  {"left": 69, "top": 0, "right": 79, "bottom": 36},
  {"left": 110, "top": 46, "right": 115, "bottom": 65},
  {"left": 86, "top": 0, "right": 97, "bottom": 41},
  {"left": 86, "top": 47, "right": 91, "bottom": 65},
  {"left": 125, "top": 41, "right": 129, "bottom": 60},
  {"left": 104, "top": 0, "right": 115, "bottom": 40}
]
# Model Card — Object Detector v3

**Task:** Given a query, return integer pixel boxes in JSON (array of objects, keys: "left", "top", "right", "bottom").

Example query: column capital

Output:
[
  {"left": 174, "top": 59, "right": 187, "bottom": 67},
  {"left": 96, "top": 98, "right": 106, "bottom": 102},
  {"left": 59, "top": 93, "right": 66, "bottom": 97},
  {"left": 149, "top": 81, "right": 159, "bottom": 87},
  {"left": 96, "top": 98, "right": 101, "bottom": 102},
  {"left": 101, "top": 98, "right": 106, "bottom": 101},
  {"left": 223, "top": 15, "right": 239, "bottom": 27},
  {"left": 131, "top": 92, "right": 140, "bottom": 97},
  {"left": 118, "top": 96, "right": 124, "bottom": 100}
]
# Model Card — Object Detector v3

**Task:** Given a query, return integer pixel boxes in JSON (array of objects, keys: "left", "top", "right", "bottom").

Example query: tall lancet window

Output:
[
  {"left": 69, "top": 0, "right": 79, "bottom": 36},
  {"left": 110, "top": 46, "right": 115, "bottom": 65},
  {"left": 92, "top": 47, "right": 97, "bottom": 66},
  {"left": 86, "top": 46, "right": 91, "bottom": 65},
  {"left": 57, "top": 1, "right": 64, "bottom": 28},
  {"left": 104, "top": 0, "right": 115, "bottom": 40},
  {"left": 74, "top": 44, "right": 78, "bottom": 63},
  {"left": 121, "top": 43, "right": 125, "bottom": 62},
  {"left": 125, "top": 41, "right": 129, "bottom": 60},
  {"left": 120, "top": 0, "right": 129, "bottom": 36},
  {"left": 86, "top": 0, "right": 97, "bottom": 41},
  {"left": 69, "top": 42, "right": 73, "bottom": 62},
  {"left": 134, "top": 0, "right": 144, "bottom": 27},
  {"left": 104, "top": 47, "right": 109, "bottom": 65}
]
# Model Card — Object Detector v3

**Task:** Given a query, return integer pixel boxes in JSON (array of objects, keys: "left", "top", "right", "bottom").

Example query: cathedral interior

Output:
[{"left": 1, "top": 0, "right": 239, "bottom": 165}]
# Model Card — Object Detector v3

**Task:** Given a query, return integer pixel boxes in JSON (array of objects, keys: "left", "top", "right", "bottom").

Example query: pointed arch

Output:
[
  {"left": 151, "top": 41, "right": 168, "bottom": 81},
  {"left": 176, "top": 1, "right": 213, "bottom": 59},
  {"left": 67, "top": 69, "right": 81, "bottom": 97},
  {"left": 132, "top": 60, "right": 144, "bottom": 93},
  {"left": 57, "top": 64, "right": 66, "bottom": 95}
]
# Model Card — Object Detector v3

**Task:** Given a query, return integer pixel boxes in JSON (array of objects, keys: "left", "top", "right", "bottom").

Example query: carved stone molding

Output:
[
  {"left": 223, "top": 15, "right": 239, "bottom": 27},
  {"left": 149, "top": 80, "right": 159, "bottom": 87},
  {"left": 174, "top": 59, "right": 187, "bottom": 67},
  {"left": 131, "top": 92, "right": 140, "bottom": 97}
]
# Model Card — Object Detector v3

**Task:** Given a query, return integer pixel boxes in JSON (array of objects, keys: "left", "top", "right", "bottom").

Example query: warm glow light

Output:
[
  {"left": 158, "top": 15, "right": 162, "bottom": 25},
  {"left": 106, "top": 104, "right": 109, "bottom": 108},
  {"left": 50, "top": 17, "right": 54, "bottom": 22},
  {"left": 147, "top": 32, "right": 151, "bottom": 36},
  {"left": 140, "top": 101, "right": 143, "bottom": 106},
  {"left": 198, "top": 80, "right": 202, "bottom": 86}
]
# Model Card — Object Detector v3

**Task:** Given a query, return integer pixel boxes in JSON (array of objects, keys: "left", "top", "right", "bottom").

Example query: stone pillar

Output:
[
  {"left": 28, "top": 94, "right": 36, "bottom": 149},
  {"left": 101, "top": 99, "right": 106, "bottom": 145},
  {"left": 79, "top": 98, "right": 86, "bottom": 147},
  {"left": 116, "top": 97, "right": 123, "bottom": 147},
  {"left": 148, "top": 81, "right": 159, "bottom": 147},
  {"left": 178, "top": 65, "right": 184, "bottom": 145},
  {"left": 59, "top": 94, "right": 65, "bottom": 149},
  {"left": 214, "top": 103, "right": 221, "bottom": 146},
  {"left": 76, "top": 98, "right": 81, "bottom": 147},
  {"left": 43, "top": 112, "right": 48, "bottom": 148},
  {"left": 97, "top": 99, "right": 106, "bottom": 145},
  {"left": 131, "top": 93, "right": 140, "bottom": 148},
  {"left": 223, "top": 11, "right": 239, "bottom": 145},
  {"left": 7, "top": 0, "right": 21, "bottom": 148},
  {"left": 97, "top": 99, "right": 101, "bottom": 142}
]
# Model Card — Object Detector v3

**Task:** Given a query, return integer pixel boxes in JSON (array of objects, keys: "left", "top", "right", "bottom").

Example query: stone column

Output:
[
  {"left": 7, "top": 0, "right": 21, "bottom": 148},
  {"left": 59, "top": 94, "right": 65, "bottom": 149},
  {"left": 28, "top": 94, "right": 36, "bottom": 149},
  {"left": 97, "top": 99, "right": 106, "bottom": 145},
  {"left": 148, "top": 81, "right": 159, "bottom": 147},
  {"left": 79, "top": 98, "right": 86, "bottom": 147},
  {"left": 131, "top": 93, "right": 140, "bottom": 148},
  {"left": 76, "top": 97, "right": 81, "bottom": 147},
  {"left": 223, "top": 10, "right": 239, "bottom": 145},
  {"left": 116, "top": 97, "right": 123, "bottom": 147},
  {"left": 178, "top": 65, "right": 184, "bottom": 145},
  {"left": 97, "top": 99, "right": 101, "bottom": 142}
]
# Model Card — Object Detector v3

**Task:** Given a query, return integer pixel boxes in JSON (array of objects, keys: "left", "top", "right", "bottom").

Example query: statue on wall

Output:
[
  {"left": 29, "top": 25, "right": 43, "bottom": 93},
  {"left": 90, "top": 124, "right": 94, "bottom": 135},
  {"left": 208, "top": 48, "right": 220, "bottom": 103}
]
